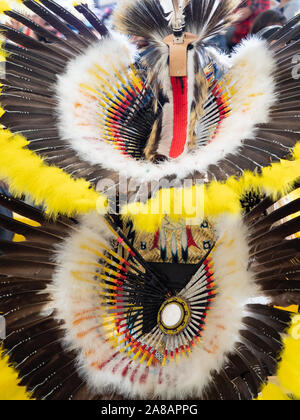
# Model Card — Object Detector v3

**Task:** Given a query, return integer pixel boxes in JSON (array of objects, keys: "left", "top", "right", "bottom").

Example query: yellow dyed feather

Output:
[
  {"left": 0, "top": 0, "right": 26, "bottom": 14},
  {"left": 257, "top": 383, "right": 291, "bottom": 401},
  {"left": 123, "top": 142, "right": 300, "bottom": 233},
  {"left": 0, "top": 39, "right": 8, "bottom": 62},
  {"left": 0, "top": 0, "right": 14, "bottom": 14},
  {"left": 0, "top": 129, "right": 107, "bottom": 217}
]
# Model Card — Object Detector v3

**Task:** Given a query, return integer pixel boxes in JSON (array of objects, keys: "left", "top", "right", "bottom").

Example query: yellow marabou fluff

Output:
[
  {"left": 0, "top": 129, "right": 107, "bottom": 217},
  {"left": 258, "top": 314, "right": 300, "bottom": 400},
  {"left": 123, "top": 142, "right": 300, "bottom": 233},
  {"left": 0, "top": 34, "right": 106, "bottom": 218}
]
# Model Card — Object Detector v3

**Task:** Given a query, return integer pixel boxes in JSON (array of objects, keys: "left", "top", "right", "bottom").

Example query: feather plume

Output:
[{"left": 0, "top": 196, "right": 298, "bottom": 399}]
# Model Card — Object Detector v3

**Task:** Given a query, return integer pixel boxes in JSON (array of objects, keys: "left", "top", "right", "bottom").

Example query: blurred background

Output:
[{"left": 2, "top": 0, "right": 299, "bottom": 51}]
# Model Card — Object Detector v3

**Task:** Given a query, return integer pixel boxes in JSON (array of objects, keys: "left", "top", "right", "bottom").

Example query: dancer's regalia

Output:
[{"left": 0, "top": 0, "right": 300, "bottom": 400}]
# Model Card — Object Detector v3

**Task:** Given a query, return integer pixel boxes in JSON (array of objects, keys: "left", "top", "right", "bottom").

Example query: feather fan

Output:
[{"left": 0, "top": 189, "right": 299, "bottom": 399}]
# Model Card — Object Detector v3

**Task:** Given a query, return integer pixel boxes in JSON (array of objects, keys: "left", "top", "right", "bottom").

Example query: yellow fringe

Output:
[
  {"left": 123, "top": 143, "right": 300, "bottom": 232},
  {"left": 0, "top": 129, "right": 107, "bottom": 217}
]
